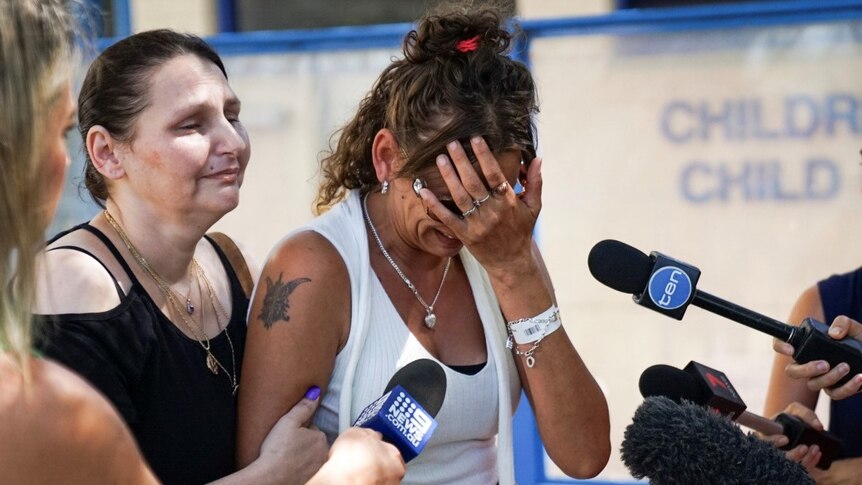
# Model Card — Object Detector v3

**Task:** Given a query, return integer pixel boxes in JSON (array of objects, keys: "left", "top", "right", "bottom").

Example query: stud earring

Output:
[{"left": 381, "top": 180, "right": 390, "bottom": 194}]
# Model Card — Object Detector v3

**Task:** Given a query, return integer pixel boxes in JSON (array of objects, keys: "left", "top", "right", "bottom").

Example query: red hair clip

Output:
[{"left": 455, "top": 35, "right": 480, "bottom": 53}]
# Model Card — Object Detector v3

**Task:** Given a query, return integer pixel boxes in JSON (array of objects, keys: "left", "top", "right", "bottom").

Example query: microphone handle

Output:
[
  {"left": 692, "top": 290, "right": 794, "bottom": 341},
  {"left": 736, "top": 410, "right": 843, "bottom": 470},
  {"left": 735, "top": 411, "right": 783, "bottom": 436},
  {"left": 790, "top": 318, "right": 862, "bottom": 388},
  {"left": 775, "top": 412, "right": 843, "bottom": 470}
]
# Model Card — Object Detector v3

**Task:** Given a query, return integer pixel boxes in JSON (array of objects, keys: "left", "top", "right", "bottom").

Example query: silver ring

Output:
[
  {"left": 461, "top": 205, "right": 478, "bottom": 218},
  {"left": 493, "top": 181, "right": 510, "bottom": 195},
  {"left": 473, "top": 193, "right": 491, "bottom": 207}
]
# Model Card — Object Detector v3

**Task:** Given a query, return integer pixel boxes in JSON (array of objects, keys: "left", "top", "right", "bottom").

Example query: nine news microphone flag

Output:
[
  {"left": 588, "top": 239, "right": 862, "bottom": 387},
  {"left": 353, "top": 359, "right": 447, "bottom": 462}
]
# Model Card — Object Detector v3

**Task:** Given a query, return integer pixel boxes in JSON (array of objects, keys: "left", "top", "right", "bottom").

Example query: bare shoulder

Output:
[
  {"left": 0, "top": 357, "right": 156, "bottom": 484},
  {"left": 34, "top": 247, "right": 122, "bottom": 315},
  {"left": 261, "top": 230, "right": 348, "bottom": 290},
  {"left": 250, "top": 230, "right": 350, "bottom": 342}
]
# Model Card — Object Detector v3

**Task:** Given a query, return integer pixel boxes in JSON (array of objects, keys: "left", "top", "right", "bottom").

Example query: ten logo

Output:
[{"left": 648, "top": 266, "right": 693, "bottom": 310}]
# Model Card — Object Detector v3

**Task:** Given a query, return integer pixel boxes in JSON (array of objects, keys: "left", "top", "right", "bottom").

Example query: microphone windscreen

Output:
[
  {"left": 587, "top": 239, "right": 652, "bottom": 294},
  {"left": 384, "top": 359, "right": 447, "bottom": 417},
  {"left": 639, "top": 364, "right": 706, "bottom": 405},
  {"left": 621, "top": 396, "right": 812, "bottom": 484}
]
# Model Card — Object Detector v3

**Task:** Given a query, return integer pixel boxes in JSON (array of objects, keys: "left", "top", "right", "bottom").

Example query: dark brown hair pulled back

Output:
[
  {"left": 315, "top": 2, "right": 538, "bottom": 213},
  {"left": 78, "top": 29, "right": 226, "bottom": 205}
]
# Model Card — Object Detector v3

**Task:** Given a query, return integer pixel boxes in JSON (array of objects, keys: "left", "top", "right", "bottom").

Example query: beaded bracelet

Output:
[{"left": 505, "top": 305, "right": 561, "bottom": 368}]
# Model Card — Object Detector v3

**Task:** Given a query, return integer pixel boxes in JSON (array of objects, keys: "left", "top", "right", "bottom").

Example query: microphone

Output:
[
  {"left": 588, "top": 239, "right": 862, "bottom": 387},
  {"left": 352, "top": 359, "right": 447, "bottom": 462},
  {"left": 621, "top": 396, "right": 813, "bottom": 484},
  {"left": 639, "top": 361, "right": 843, "bottom": 469}
]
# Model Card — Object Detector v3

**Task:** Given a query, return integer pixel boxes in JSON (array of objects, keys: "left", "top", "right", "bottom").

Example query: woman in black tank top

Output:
[{"left": 35, "top": 29, "right": 402, "bottom": 485}]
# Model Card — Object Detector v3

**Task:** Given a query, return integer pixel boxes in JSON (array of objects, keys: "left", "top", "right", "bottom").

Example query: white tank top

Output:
[{"left": 306, "top": 190, "right": 520, "bottom": 485}]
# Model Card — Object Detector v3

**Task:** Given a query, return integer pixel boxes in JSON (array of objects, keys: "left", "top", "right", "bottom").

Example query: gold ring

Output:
[{"left": 493, "top": 182, "right": 509, "bottom": 195}]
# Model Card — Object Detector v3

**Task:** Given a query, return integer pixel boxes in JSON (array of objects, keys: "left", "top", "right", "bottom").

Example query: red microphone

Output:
[{"left": 640, "top": 360, "right": 843, "bottom": 470}]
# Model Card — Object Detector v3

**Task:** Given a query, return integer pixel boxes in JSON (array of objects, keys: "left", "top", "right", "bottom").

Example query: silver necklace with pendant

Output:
[{"left": 363, "top": 192, "right": 451, "bottom": 329}]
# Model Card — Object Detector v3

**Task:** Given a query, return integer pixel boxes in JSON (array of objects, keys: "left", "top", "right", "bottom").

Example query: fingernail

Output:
[
  {"left": 447, "top": 140, "right": 459, "bottom": 151},
  {"left": 777, "top": 436, "right": 788, "bottom": 447},
  {"left": 837, "top": 363, "right": 849, "bottom": 374},
  {"left": 305, "top": 386, "right": 321, "bottom": 400},
  {"left": 854, "top": 374, "right": 862, "bottom": 385},
  {"left": 471, "top": 136, "right": 482, "bottom": 145},
  {"left": 816, "top": 361, "right": 829, "bottom": 372},
  {"left": 829, "top": 326, "right": 842, "bottom": 337},
  {"left": 436, "top": 154, "right": 448, "bottom": 167}
]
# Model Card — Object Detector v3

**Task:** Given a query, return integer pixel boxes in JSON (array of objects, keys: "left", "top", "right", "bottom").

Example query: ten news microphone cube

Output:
[{"left": 634, "top": 252, "right": 701, "bottom": 320}]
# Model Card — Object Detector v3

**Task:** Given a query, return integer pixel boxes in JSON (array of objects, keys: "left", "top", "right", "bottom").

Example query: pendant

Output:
[
  {"left": 186, "top": 298, "right": 195, "bottom": 315},
  {"left": 424, "top": 312, "right": 437, "bottom": 329},
  {"left": 526, "top": 355, "right": 535, "bottom": 368},
  {"left": 206, "top": 353, "right": 219, "bottom": 374}
]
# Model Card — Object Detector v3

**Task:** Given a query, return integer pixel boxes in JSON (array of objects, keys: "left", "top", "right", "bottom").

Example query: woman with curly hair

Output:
[{"left": 238, "top": 3, "right": 611, "bottom": 483}]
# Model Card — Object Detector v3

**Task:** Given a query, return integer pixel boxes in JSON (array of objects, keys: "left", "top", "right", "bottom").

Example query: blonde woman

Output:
[{"left": 0, "top": 0, "right": 156, "bottom": 482}]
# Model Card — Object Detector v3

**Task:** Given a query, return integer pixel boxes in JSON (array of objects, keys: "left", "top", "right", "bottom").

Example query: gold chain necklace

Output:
[
  {"left": 193, "top": 258, "right": 238, "bottom": 394},
  {"left": 103, "top": 210, "right": 238, "bottom": 395}
]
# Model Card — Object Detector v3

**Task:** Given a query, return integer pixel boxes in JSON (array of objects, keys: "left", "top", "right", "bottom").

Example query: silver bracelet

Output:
[{"left": 505, "top": 305, "right": 561, "bottom": 368}]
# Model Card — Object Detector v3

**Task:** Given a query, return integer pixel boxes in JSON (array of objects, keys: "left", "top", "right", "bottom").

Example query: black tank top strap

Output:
[
  {"left": 76, "top": 223, "right": 146, "bottom": 291},
  {"left": 47, "top": 245, "right": 125, "bottom": 298},
  {"left": 46, "top": 221, "right": 92, "bottom": 245}
]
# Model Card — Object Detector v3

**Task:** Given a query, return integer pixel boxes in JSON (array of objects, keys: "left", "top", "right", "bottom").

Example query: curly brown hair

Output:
[{"left": 315, "top": 2, "right": 538, "bottom": 213}]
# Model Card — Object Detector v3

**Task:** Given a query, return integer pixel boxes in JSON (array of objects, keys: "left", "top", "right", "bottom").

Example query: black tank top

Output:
[
  {"left": 36, "top": 223, "right": 248, "bottom": 484},
  {"left": 819, "top": 267, "right": 862, "bottom": 459}
]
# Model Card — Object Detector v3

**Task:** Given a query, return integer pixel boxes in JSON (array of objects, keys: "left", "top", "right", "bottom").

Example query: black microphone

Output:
[
  {"left": 621, "top": 396, "right": 813, "bottom": 484},
  {"left": 640, "top": 362, "right": 843, "bottom": 469},
  {"left": 588, "top": 239, "right": 862, "bottom": 387},
  {"left": 353, "top": 359, "right": 447, "bottom": 462}
]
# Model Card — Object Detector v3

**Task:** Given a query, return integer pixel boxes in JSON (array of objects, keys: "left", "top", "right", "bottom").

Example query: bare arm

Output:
[
  {"left": 420, "top": 137, "right": 610, "bottom": 478},
  {"left": 237, "top": 232, "right": 350, "bottom": 466},
  {"left": 237, "top": 231, "right": 348, "bottom": 469},
  {"left": 764, "top": 286, "right": 862, "bottom": 481},
  {"left": 237, "top": 231, "right": 403, "bottom": 484},
  {"left": 764, "top": 285, "right": 822, "bottom": 417},
  {"left": 505, "top": 242, "right": 610, "bottom": 479}
]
